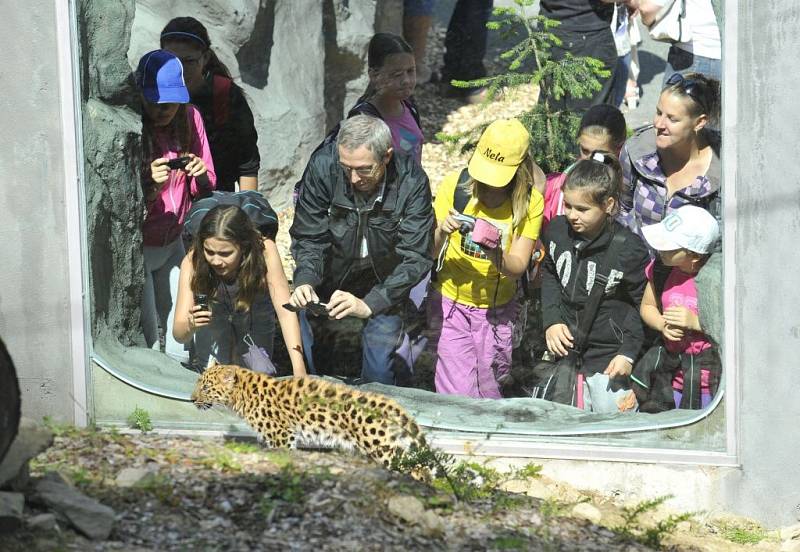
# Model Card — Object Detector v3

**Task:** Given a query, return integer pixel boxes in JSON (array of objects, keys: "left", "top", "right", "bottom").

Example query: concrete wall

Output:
[
  {"left": 0, "top": 1, "right": 76, "bottom": 421},
  {"left": 715, "top": 0, "right": 800, "bottom": 526}
]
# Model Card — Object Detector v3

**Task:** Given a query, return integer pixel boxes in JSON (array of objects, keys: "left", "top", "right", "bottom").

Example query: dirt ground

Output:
[{"left": 4, "top": 425, "right": 779, "bottom": 551}]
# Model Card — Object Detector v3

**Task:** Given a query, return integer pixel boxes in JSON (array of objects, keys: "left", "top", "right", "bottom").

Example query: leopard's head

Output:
[{"left": 191, "top": 361, "right": 238, "bottom": 410}]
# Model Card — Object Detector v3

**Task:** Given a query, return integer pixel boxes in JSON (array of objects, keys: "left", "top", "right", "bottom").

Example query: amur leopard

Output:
[{"left": 191, "top": 363, "right": 427, "bottom": 467}]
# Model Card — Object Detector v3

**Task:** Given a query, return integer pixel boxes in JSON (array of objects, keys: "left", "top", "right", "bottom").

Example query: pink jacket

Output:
[
  {"left": 142, "top": 105, "right": 216, "bottom": 246},
  {"left": 542, "top": 172, "right": 567, "bottom": 229}
]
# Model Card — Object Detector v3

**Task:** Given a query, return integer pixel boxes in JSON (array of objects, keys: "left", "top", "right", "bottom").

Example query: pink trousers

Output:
[{"left": 427, "top": 292, "right": 518, "bottom": 399}]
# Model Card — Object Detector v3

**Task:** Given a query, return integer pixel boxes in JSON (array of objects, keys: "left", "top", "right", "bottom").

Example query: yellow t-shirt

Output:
[{"left": 433, "top": 171, "right": 544, "bottom": 308}]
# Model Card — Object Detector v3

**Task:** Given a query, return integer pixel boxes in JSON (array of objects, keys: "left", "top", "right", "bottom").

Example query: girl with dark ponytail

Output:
[
  {"left": 160, "top": 17, "right": 261, "bottom": 192},
  {"left": 343, "top": 33, "right": 424, "bottom": 165}
]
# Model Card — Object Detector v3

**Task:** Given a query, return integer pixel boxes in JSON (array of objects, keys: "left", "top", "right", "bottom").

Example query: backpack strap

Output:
[
  {"left": 405, "top": 97, "right": 422, "bottom": 130},
  {"left": 452, "top": 168, "right": 472, "bottom": 213},
  {"left": 651, "top": 259, "right": 672, "bottom": 309},
  {"left": 212, "top": 75, "right": 233, "bottom": 128}
]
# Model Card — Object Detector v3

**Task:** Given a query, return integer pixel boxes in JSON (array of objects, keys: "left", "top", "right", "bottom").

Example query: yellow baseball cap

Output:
[{"left": 468, "top": 119, "right": 530, "bottom": 187}]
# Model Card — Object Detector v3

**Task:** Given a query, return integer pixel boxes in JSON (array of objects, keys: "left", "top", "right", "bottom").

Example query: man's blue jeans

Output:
[
  {"left": 662, "top": 46, "right": 722, "bottom": 87},
  {"left": 299, "top": 310, "right": 407, "bottom": 385}
]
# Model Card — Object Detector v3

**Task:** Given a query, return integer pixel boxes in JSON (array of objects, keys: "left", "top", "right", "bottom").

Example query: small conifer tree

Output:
[{"left": 437, "top": 0, "right": 612, "bottom": 173}]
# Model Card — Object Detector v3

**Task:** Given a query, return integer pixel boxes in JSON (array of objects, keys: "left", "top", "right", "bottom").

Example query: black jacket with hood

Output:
[
  {"left": 541, "top": 215, "right": 650, "bottom": 375},
  {"left": 290, "top": 142, "right": 434, "bottom": 316}
]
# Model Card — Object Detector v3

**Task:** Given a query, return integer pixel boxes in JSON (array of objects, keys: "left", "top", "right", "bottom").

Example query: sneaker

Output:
[{"left": 439, "top": 82, "right": 493, "bottom": 104}]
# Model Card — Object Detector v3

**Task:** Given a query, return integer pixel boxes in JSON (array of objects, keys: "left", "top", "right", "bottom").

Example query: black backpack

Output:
[{"left": 182, "top": 190, "right": 279, "bottom": 242}]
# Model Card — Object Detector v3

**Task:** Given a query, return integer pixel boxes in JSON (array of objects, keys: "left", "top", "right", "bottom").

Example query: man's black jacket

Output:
[
  {"left": 541, "top": 216, "right": 650, "bottom": 375},
  {"left": 290, "top": 143, "right": 434, "bottom": 316}
]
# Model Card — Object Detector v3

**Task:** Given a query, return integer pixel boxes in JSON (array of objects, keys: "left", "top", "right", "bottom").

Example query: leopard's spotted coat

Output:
[{"left": 191, "top": 363, "right": 426, "bottom": 467}]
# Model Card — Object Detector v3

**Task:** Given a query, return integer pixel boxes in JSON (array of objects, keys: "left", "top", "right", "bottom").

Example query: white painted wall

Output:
[{"left": 0, "top": 0, "right": 82, "bottom": 422}]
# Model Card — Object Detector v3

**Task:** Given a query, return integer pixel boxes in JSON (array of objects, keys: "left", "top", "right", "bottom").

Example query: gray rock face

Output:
[
  {"left": 26, "top": 512, "right": 58, "bottom": 532},
  {"left": 80, "top": 0, "right": 146, "bottom": 346},
  {"left": 114, "top": 466, "right": 158, "bottom": 488},
  {"left": 83, "top": 100, "right": 147, "bottom": 346},
  {"left": 0, "top": 492, "right": 24, "bottom": 532},
  {"left": 33, "top": 478, "right": 115, "bottom": 540},
  {"left": 0, "top": 418, "right": 54, "bottom": 490}
]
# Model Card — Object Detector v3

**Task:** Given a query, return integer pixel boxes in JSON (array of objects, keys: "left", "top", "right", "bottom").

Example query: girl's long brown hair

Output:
[{"left": 191, "top": 205, "right": 267, "bottom": 312}]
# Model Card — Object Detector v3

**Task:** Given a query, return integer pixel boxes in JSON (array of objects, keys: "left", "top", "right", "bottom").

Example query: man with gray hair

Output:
[{"left": 289, "top": 114, "right": 434, "bottom": 385}]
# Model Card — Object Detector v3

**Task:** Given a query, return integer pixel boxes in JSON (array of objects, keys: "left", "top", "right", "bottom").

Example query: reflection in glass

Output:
[{"left": 81, "top": 0, "right": 726, "bottom": 444}]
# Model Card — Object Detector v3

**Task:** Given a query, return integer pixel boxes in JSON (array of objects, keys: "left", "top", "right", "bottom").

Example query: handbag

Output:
[
  {"left": 647, "top": 0, "right": 691, "bottom": 44},
  {"left": 241, "top": 334, "right": 277, "bottom": 375},
  {"left": 506, "top": 231, "right": 627, "bottom": 405}
]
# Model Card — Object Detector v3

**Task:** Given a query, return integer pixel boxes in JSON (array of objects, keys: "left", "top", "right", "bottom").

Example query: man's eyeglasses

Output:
[
  {"left": 665, "top": 73, "right": 709, "bottom": 114},
  {"left": 340, "top": 163, "right": 380, "bottom": 178}
]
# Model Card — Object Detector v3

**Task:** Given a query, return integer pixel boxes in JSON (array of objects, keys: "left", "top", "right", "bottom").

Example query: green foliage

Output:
[
  {"left": 613, "top": 495, "right": 694, "bottom": 549},
  {"left": 490, "top": 534, "right": 528, "bottom": 550},
  {"left": 138, "top": 473, "right": 180, "bottom": 506},
  {"left": 719, "top": 524, "right": 768, "bottom": 545},
  {"left": 392, "top": 443, "right": 542, "bottom": 507},
  {"left": 511, "top": 462, "right": 543, "bottom": 480},
  {"left": 436, "top": 1, "right": 611, "bottom": 173},
  {"left": 42, "top": 416, "right": 85, "bottom": 438},
  {"left": 258, "top": 464, "right": 332, "bottom": 516},
  {"left": 201, "top": 449, "right": 242, "bottom": 472},
  {"left": 223, "top": 440, "right": 261, "bottom": 454},
  {"left": 126, "top": 407, "right": 153, "bottom": 433}
]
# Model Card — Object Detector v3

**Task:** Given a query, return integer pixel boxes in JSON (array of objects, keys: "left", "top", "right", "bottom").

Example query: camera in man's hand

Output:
[{"left": 283, "top": 301, "right": 329, "bottom": 317}]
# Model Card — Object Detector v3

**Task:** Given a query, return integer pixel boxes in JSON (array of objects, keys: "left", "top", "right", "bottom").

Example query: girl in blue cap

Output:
[
  {"left": 136, "top": 49, "right": 217, "bottom": 359},
  {"left": 160, "top": 17, "right": 260, "bottom": 193}
]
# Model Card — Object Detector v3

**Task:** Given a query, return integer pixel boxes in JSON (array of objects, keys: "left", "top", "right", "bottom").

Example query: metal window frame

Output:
[{"left": 57, "top": 0, "right": 740, "bottom": 466}]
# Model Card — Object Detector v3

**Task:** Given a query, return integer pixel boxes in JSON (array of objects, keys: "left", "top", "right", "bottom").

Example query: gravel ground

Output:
[{"left": 4, "top": 426, "right": 775, "bottom": 551}]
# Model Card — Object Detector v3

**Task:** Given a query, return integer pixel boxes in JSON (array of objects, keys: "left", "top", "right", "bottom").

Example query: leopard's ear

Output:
[
  {"left": 207, "top": 356, "right": 219, "bottom": 369},
  {"left": 220, "top": 365, "right": 237, "bottom": 386}
]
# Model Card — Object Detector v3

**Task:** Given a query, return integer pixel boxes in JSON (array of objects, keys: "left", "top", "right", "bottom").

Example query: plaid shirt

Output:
[{"left": 618, "top": 132, "right": 721, "bottom": 241}]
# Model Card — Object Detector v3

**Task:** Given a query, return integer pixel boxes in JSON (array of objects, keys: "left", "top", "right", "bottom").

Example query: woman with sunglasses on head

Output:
[
  {"left": 618, "top": 72, "right": 721, "bottom": 241},
  {"left": 160, "top": 17, "right": 260, "bottom": 192}
]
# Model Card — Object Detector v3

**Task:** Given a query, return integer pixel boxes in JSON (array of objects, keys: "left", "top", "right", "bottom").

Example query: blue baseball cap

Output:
[{"left": 135, "top": 49, "right": 190, "bottom": 104}]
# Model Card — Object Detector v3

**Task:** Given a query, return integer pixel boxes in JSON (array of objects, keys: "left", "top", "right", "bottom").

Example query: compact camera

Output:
[
  {"left": 166, "top": 156, "right": 191, "bottom": 170},
  {"left": 282, "top": 302, "right": 330, "bottom": 317},
  {"left": 194, "top": 294, "right": 209, "bottom": 311},
  {"left": 452, "top": 213, "right": 476, "bottom": 235}
]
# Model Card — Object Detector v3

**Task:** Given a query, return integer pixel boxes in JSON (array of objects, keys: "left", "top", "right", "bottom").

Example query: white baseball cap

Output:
[{"left": 642, "top": 205, "right": 720, "bottom": 254}]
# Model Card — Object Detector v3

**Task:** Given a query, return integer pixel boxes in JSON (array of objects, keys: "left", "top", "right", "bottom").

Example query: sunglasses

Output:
[
  {"left": 665, "top": 73, "right": 709, "bottom": 114},
  {"left": 340, "top": 163, "right": 381, "bottom": 178}
]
